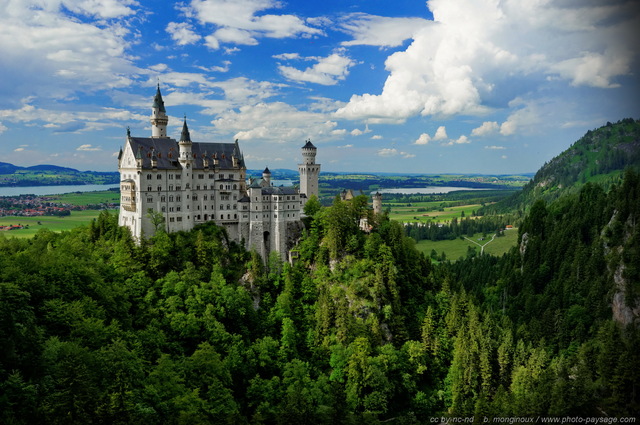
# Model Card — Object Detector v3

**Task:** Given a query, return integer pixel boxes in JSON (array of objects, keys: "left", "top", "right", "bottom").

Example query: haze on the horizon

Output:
[{"left": 0, "top": 0, "right": 639, "bottom": 174}]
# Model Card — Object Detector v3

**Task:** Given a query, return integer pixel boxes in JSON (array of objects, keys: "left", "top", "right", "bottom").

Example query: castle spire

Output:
[
  {"left": 152, "top": 83, "right": 166, "bottom": 113},
  {"left": 150, "top": 84, "right": 168, "bottom": 138},
  {"left": 180, "top": 116, "right": 191, "bottom": 143},
  {"left": 179, "top": 116, "right": 193, "bottom": 163}
]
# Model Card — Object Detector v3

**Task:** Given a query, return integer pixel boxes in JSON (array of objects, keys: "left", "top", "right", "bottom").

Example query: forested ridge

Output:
[
  {"left": 1, "top": 171, "right": 639, "bottom": 423},
  {"left": 484, "top": 118, "right": 640, "bottom": 214}
]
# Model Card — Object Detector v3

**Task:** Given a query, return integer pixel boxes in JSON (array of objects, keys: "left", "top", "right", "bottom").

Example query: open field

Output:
[
  {"left": 388, "top": 202, "right": 483, "bottom": 224},
  {"left": 415, "top": 228, "right": 519, "bottom": 261},
  {"left": 43, "top": 190, "right": 120, "bottom": 206},
  {"left": 0, "top": 210, "right": 115, "bottom": 238}
]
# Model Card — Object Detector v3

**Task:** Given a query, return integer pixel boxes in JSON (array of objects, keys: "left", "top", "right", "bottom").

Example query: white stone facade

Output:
[{"left": 118, "top": 87, "right": 315, "bottom": 258}]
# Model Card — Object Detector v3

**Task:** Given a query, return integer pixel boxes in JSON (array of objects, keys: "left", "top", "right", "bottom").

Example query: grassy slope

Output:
[
  {"left": 0, "top": 210, "right": 112, "bottom": 238},
  {"left": 415, "top": 228, "right": 519, "bottom": 261},
  {"left": 44, "top": 190, "right": 120, "bottom": 206}
]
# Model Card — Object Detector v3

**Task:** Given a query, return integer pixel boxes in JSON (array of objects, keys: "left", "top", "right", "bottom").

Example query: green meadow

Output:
[
  {"left": 0, "top": 210, "right": 113, "bottom": 238},
  {"left": 44, "top": 190, "right": 120, "bottom": 206},
  {"left": 415, "top": 228, "right": 519, "bottom": 261},
  {"left": 387, "top": 201, "right": 483, "bottom": 224}
]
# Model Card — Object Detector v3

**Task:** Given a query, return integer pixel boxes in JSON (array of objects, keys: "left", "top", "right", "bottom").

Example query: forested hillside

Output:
[
  {"left": 485, "top": 118, "right": 640, "bottom": 213},
  {"left": 0, "top": 171, "right": 639, "bottom": 422}
]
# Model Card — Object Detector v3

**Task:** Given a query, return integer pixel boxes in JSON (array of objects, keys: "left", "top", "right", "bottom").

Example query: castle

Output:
[{"left": 118, "top": 85, "right": 320, "bottom": 258}]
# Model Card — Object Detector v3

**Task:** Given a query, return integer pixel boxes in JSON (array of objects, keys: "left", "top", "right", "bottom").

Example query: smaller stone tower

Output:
[
  {"left": 263, "top": 167, "right": 271, "bottom": 186},
  {"left": 372, "top": 192, "right": 383, "bottom": 215},
  {"left": 178, "top": 117, "right": 192, "bottom": 163},
  {"left": 150, "top": 84, "right": 168, "bottom": 138},
  {"left": 298, "top": 139, "right": 320, "bottom": 201}
]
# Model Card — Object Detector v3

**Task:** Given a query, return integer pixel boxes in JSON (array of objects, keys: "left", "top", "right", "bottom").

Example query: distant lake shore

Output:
[
  {"left": 378, "top": 186, "right": 492, "bottom": 194},
  {"left": 0, "top": 184, "right": 120, "bottom": 197}
]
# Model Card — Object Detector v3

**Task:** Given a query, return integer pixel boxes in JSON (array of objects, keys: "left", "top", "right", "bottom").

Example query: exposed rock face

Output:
[{"left": 604, "top": 211, "right": 640, "bottom": 327}]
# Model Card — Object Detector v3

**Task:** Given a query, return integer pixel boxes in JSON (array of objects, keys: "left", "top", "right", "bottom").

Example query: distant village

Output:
[{"left": 0, "top": 194, "right": 118, "bottom": 218}]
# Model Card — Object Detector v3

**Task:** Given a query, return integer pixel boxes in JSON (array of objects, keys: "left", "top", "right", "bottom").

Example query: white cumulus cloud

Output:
[
  {"left": 278, "top": 52, "right": 356, "bottom": 86},
  {"left": 166, "top": 22, "right": 202, "bottom": 45},
  {"left": 336, "top": 0, "right": 640, "bottom": 122},
  {"left": 415, "top": 133, "right": 431, "bottom": 145},
  {"left": 472, "top": 121, "right": 499, "bottom": 137}
]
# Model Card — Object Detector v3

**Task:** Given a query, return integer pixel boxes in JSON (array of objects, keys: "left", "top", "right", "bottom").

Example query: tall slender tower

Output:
[
  {"left": 298, "top": 139, "right": 320, "bottom": 201},
  {"left": 151, "top": 84, "right": 168, "bottom": 138},
  {"left": 372, "top": 192, "right": 383, "bottom": 215}
]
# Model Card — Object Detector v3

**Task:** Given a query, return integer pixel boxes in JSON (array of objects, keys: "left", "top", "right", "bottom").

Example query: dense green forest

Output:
[{"left": 1, "top": 168, "right": 639, "bottom": 422}]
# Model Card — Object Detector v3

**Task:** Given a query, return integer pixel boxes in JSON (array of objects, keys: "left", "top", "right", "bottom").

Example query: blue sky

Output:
[{"left": 0, "top": 0, "right": 639, "bottom": 174}]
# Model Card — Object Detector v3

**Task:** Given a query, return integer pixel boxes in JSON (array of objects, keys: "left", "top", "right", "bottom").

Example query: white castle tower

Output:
[
  {"left": 372, "top": 192, "right": 383, "bottom": 215},
  {"left": 298, "top": 139, "right": 320, "bottom": 201},
  {"left": 150, "top": 84, "right": 168, "bottom": 138}
]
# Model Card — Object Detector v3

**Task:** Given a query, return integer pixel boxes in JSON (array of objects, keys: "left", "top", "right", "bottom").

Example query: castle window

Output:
[
  {"left": 220, "top": 214, "right": 223, "bottom": 219},
  {"left": 169, "top": 185, "right": 174, "bottom": 191},
  {"left": 170, "top": 217, "right": 174, "bottom": 222},
  {"left": 147, "top": 197, "right": 153, "bottom": 203},
  {"left": 146, "top": 174, "right": 152, "bottom": 180},
  {"left": 209, "top": 174, "right": 214, "bottom": 179},
  {"left": 157, "top": 174, "right": 162, "bottom": 180},
  {"left": 169, "top": 207, "right": 174, "bottom": 212},
  {"left": 169, "top": 196, "right": 174, "bottom": 202},
  {"left": 198, "top": 174, "right": 204, "bottom": 179},
  {"left": 185, "top": 184, "right": 190, "bottom": 189},
  {"left": 169, "top": 174, "right": 174, "bottom": 180},
  {"left": 234, "top": 214, "right": 237, "bottom": 219},
  {"left": 161, "top": 195, "right": 166, "bottom": 202},
  {"left": 229, "top": 174, "right": 234, "bottom": 179},
  {"left": 204, "top": 195, "right": 208, "bottom": 201},
  {"left": 177, "top": 206, "right": 181, "bottom": 211},
  {"left": 196, "top": 185, "right": 200, "bottom": 190},
  {"left": 157, "top": 186, "right": 162, "bottom": 191},
  {"left": 233, "top": 204, "right": 237, "bottom": 210},
  {"left": 176, "top": 186, "right": 181, "bottom": 191},
  {"left": 193, "top": 194, "right": 197, "bottom": 200},
  {"left": 161, "top": 206, "right": 166, "bottom": 212},
  {"left": 176, "top": 196, "right": 181, "bottom": 202},
  {"left": 177, "top": 217, "right": 182, "bottom": 222},
  {"left": 197, "top": 205, "right": 200, "bottom": 210},
  {"left": 227, "top": 214, "right": 230, "bottom": 219},
  {"left": 176, "top": 174, "right": 181, "bottom": 179},
  {"left": 233, "top": 184, "right": 237, "bottom": 190},
  {"left": 147, "top": 186, "right": 152, "bottom": 192},
  {"left": 219, "top": 184, "right": 223, "bottom": 190}
]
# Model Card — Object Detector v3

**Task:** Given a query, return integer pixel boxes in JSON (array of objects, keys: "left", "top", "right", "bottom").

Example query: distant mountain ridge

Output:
[
  {"left": 0, "top": 162, "right": 89, "bottom": 174},
  {"left": 492, "top": 117, "right": 640, "bottom": 212}
]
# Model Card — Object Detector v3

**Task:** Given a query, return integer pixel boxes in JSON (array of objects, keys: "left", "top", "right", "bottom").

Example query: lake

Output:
[
  {"left": 0, "top": 179, "right": 296, "bottom": 197},
  {"left": 377, "top": 186, "right": 490, "bottom": 194},
  {"left": 0, "top": 184, "right": 120, "bottom": 197}
]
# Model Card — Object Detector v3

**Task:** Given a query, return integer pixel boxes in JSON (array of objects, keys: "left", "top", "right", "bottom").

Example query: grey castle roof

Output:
[
  {"left": 302, "top": 140, "right": 316, "bottom": 149},
  {"left": 263, "top": 166, "right": 271, "bottom": 174},
  {"left": 127, "top": 137, "right": 245, "bottom": 170},
  {"left": 261, "top": 186, "right": 298, "bottom": 196}
]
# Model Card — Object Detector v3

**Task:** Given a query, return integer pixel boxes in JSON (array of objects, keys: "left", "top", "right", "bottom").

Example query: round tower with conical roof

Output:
[
  {"left": 298, "top": 139, "right": 320, "bottom": 201},
  {"left": 151, "top": 84, "right": 169, "bottom": 138},
  {"left": 373, "top": 192, "right": 383, "bottom": 215},
  {"left": 262, "top": 167, "right": 271, "bottom": 186},
  {"left": 178, "top": 117, "right": 192, "bottom": 164}
]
